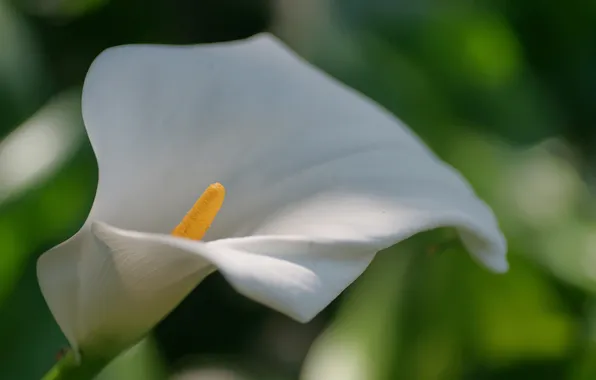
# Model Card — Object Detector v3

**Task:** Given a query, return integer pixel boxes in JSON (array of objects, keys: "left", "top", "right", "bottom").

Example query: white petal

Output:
[
  {"left": 80, "top": 32, "right": 505, "bottom": 267},
  {"left": 38, "top": 33, "right": 507, "bottom": 353},
  {"left": 39, "top": 225, "right": 213, "bottom": 356},
  {"left": 37, "top": 232, "right": 83, "bottom": 352}
]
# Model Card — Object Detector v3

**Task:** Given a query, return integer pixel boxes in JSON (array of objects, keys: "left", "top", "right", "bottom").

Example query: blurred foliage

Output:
[{"left": 1, "top": 0, "right": 596, "bottom": 379}]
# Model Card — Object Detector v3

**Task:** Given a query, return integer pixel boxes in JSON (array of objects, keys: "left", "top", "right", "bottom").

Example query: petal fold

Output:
[{"left": 39, "top": 225, "right": 213, "bottom": 356}]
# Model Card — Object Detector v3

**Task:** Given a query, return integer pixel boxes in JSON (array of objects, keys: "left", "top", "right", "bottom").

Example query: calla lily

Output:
[{"left": 37, "top": 33, "right": 507, "bottom": 359}]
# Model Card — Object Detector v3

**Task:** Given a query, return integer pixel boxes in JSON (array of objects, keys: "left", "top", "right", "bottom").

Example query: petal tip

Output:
[
  {"left": 490, "top": 260, "right": 509, "bottom": 274},
  {"left": 481, "top": 251, "right": 509, "bottom": 273}
]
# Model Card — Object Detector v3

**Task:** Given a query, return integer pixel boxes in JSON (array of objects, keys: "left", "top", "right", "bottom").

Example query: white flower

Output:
[{"left": 37, "top": 33, "right": 507, "bottom": 358}]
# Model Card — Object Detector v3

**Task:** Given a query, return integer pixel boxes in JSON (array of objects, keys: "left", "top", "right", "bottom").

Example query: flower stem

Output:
[{"left": 41, "top": 351, "right": 108, "bottom": 380}]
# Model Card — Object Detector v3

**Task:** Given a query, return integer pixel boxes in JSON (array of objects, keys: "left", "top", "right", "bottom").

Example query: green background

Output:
[{"left": 1, "top": 0, "right": 596, "bottom": 379}]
